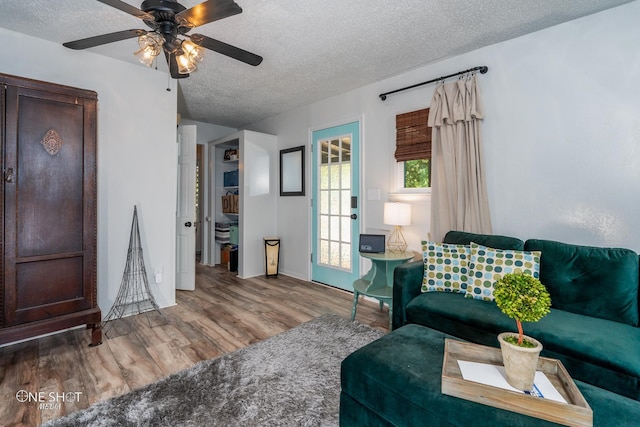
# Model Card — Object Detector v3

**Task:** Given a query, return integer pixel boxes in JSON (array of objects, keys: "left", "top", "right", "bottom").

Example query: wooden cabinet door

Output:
[{"left": 3, "top": 84, "right": 97, "bottom": 326}]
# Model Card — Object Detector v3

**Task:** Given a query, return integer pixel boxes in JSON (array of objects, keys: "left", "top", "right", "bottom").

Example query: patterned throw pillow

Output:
[
  {"left": 421, "top": 241, "right": 470, "bottom": 293},
  {"left": 465, "top": 242, "right": 541, "bottom": 301}
]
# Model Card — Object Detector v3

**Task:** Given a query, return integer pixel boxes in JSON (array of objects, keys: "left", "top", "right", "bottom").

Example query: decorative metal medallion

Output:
[{"left": 40, "top": 129, "right": 64, "bottom": 156}]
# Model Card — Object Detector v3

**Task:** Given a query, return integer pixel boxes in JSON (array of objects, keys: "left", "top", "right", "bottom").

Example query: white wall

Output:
[
  {"left": 0, "top": 28, "right": 179, "bottom": 314},
  {"left": 179, "top": 119, "right": 236, "bottom": 145},
  {"left": 249, "top": 1, "right": 640, "bottom": 281}
]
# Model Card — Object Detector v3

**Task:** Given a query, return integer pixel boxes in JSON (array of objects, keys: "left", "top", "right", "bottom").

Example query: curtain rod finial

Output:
[
  {"left": 480, "top": 66, "right": 488, "bottom": 74},
  {"left": 380, "top": 94, "right": 387, "bottom": 101}
]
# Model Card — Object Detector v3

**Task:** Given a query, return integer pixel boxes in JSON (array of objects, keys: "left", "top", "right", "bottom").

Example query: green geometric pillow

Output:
[
  {"left": 465, "top": 242, "right": 541, "bottom": 301},
  {"left": 421, "top": 241, "right": 470, "bottom": 293}
]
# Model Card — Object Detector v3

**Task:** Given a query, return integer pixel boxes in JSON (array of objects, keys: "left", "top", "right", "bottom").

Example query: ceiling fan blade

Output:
[
  {"left": 97, "top": 0, "right": 154, "bottom": 20},
  {"left": 189, "top": 34, "right": 262, "bottom": 66},
  {"left": 63, "top": 29, "right": 147, "bottom": 50},
  {"left": 165, "top": 51, "right": 189, "bottom": 79},
  {"left": 177, "top": 0, "right": 242, "bottom": 28}
]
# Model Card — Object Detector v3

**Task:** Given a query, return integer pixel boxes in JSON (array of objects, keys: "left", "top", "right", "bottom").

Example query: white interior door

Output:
[{"left": 176, "top": 125, "right": 197, "bottom": 291}]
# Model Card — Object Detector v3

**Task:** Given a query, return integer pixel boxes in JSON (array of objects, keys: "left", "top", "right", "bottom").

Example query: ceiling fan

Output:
[{"left": 63, "top": 0, "right": 263, "bottom": 79}]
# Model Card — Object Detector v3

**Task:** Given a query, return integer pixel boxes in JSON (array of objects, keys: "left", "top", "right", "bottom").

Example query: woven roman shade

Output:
[{"left": 395, "top": 108, "right": 431, "bottom": 162}]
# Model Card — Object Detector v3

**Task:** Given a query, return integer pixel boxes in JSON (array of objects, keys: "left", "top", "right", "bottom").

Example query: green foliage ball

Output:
[{"left": 493, "top": 273, "right": 551, "bottom": 323}]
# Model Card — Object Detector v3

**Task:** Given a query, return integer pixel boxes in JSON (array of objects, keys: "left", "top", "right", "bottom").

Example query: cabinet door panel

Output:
[
  {"left": 17, "top": 96, "right": 84, "bottom": 257},
  {"left": 4, "top": 86, "right": 96, "bottom": 327},
  {"left": 16, "top": 257, "right": 85, "bottom": 323}
]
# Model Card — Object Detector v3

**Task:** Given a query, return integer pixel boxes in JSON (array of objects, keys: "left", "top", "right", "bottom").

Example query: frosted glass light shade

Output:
[
  {"left": 182, "top": 40, "right": 205, "bottom": 63},
  {"left": 137, "top": 33, "right": 163, "bottom": 54},
  {"left": 135, "top": 48, "right": 158, "bottom": 67},
  {"left": 384, "top": 202, "right": 412, "bottom": 226},
  {"left": 177, "top": 53, "right": 197, "bottom": 74},
  {"left": 134, "top": 32, "right": 163, "bottom": 67}
]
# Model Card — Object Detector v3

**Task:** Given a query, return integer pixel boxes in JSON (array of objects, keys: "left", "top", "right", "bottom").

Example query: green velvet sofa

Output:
[{"left": 392, "top": 231, "right": 640, "bottom": 401}]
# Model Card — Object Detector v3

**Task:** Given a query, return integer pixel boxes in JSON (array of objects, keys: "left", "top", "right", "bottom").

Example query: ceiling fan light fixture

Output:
[
  {"left": 176, "top": 52, "right": 197, "bottom": 74},
  {"left": 137, "top": 32, "right": 163, "bottom": 54},
  {"left": 182, "top": 40, "right": 205, "bottom": 64},
  {"left": 135, "top": 49, "right": 157, "bottom": 67},
  {"left": 63, "top": 0, "right": 262, "bottom": 79},
  {"left": 134, "top": 32, "right": 164, "bottom": 67}
]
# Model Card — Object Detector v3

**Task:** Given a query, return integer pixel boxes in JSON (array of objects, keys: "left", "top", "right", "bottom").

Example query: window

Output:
[
  {"left": 401, "top": 158, "right": 430, "bottom": 188},
  {"left": 395, "top": 108, "right": 431, "bottom": 190}
]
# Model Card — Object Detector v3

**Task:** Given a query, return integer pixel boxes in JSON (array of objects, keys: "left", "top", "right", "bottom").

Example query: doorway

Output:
[{"left": 311, "top": 121, "right": 360, "bottom": 291}]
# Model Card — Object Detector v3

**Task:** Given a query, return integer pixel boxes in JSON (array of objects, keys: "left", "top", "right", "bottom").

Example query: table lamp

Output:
[{"left": 384, "top": 202, "right": 411, "bottom": 252}]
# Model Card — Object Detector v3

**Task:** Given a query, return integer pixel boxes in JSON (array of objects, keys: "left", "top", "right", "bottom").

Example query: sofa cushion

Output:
[
  {"left": 465, "top": 242, "right": 541, "bottom": 301},
  {"left": 405, "top": 292, "right": 640, "bottom": 400},
  {"left": 421, "top": 241, "right": 470, "bottom": 293},
  {"left": 525, "top": 239, "right": 639, "bottom": 326},
  {"left": 443, "top": 231, "right": 525, "bottom": 250}
]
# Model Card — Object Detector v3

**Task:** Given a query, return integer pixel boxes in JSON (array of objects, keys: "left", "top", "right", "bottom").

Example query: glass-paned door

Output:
[{"left": 311, "top": 121, "right": 360, "bottom": 290}]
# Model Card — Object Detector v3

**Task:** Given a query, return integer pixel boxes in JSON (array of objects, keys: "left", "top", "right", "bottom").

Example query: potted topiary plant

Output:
[{"left": 493, "top": 272, "right": 551, "bottom": 391}]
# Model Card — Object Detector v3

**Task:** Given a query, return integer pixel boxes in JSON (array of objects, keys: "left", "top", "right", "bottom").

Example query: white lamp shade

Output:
[{"left": 384, "top": 202, "right": 412, "bottom": 226}]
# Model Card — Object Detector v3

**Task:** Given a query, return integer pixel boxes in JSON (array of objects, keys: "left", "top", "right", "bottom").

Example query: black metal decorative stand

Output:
[{"left": 102, "top": 206, "right": 168, "bottom": 338}]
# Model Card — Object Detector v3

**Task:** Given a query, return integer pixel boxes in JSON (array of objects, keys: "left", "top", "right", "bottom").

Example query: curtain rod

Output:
[{"left": 379, "top": 65, "right": 488, "bottom": 101}]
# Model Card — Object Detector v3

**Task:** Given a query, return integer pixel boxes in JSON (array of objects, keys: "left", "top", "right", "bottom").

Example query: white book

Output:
[{"left": 457, "top": 360, "right": 567, "bottom": 404}]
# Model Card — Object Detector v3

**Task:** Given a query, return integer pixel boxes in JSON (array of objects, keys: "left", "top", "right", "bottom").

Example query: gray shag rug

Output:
[{"left": 44, "top": 313, "right": 384, "bottom": 427}]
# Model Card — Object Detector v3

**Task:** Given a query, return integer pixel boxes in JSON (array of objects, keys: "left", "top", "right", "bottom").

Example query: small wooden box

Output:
[{"left": 442, "top": 339, "right": 592, "bottom": 427}]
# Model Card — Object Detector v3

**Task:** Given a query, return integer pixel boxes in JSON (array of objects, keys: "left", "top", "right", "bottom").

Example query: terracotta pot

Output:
[{"left": 498, "top": 332, "right": 543, "bottom": 391}]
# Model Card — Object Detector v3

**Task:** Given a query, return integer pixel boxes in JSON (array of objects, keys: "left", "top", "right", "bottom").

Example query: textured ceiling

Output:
[{"left": 0, "top": 0, "right": 633, "bottom": 128}]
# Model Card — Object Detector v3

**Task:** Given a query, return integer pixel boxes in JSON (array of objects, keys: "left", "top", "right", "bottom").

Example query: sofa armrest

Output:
[{"left": 392, "top": 260, "right": 423, "bottom": 330}]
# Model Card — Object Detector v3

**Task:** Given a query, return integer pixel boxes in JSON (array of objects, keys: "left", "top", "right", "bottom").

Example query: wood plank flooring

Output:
[{"left": 0, "top": 264, "right": 389, "bottom": 426}]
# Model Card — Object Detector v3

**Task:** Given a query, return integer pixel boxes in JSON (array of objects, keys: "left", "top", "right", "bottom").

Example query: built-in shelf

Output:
[{"left": 210, "top": 130, "right": 277, "bottom": 278}]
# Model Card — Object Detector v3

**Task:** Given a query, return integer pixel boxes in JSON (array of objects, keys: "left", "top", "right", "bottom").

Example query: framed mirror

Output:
[{"left": 280, "top": 146, "right": 305, "bottom": 196}]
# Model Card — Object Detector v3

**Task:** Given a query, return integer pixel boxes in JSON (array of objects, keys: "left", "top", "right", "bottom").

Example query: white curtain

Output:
[{"left": 428, "top": 74, "right": 492, "bottom": 242}]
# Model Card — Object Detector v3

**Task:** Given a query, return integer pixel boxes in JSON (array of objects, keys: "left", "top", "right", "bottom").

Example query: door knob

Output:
[
  {"left": 350, "top": 214, "right": 358, "bottom": 220},
  {"left": 185, "top": 221, "right": 192, "bottom": 227}
]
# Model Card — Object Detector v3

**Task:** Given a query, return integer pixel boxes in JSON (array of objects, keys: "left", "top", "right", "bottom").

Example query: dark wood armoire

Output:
[{"left": 0, "top": 73, "right": 101, "bottom": 346}]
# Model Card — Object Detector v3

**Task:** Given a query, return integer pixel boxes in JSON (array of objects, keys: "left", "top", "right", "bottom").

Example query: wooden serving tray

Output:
[{"left": 442, "top": 339, "right": 592, "bottom": 427}]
